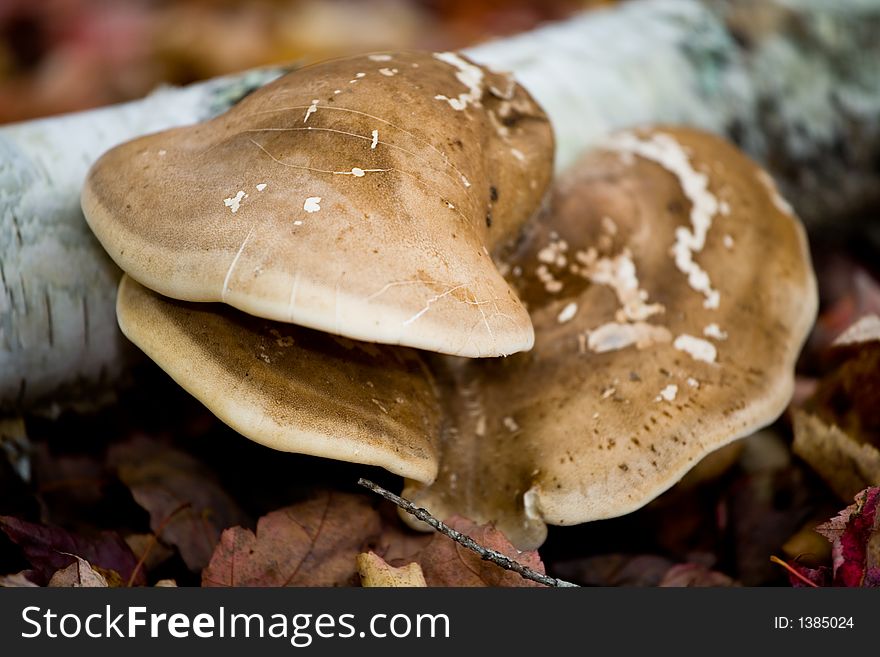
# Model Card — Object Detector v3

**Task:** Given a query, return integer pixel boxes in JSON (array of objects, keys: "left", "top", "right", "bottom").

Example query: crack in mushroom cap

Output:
[
  {"left": 116, "top": 275, "right": 443, "bottom": 481},
  {"left": 403, "top": 127, "right": 818, "bottom": 548},
  {"left": 83, "top": 51, "right": 553, "bottom": 358}
]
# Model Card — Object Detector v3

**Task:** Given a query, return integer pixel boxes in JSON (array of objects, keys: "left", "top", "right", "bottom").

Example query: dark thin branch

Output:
[{"left": 358, "top": 478, "right": 578, "bottom": 588}]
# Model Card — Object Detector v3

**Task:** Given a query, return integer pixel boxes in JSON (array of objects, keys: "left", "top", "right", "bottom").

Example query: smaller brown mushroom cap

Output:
[
  {"left": 84, "top": 51, "right": 554, "bottom": 357},
  {"left": 404, "top": 126, "right": 818, "bottom": 548},
  {"left": 116, "top": 274, "right": 443, "bottom": 481}
]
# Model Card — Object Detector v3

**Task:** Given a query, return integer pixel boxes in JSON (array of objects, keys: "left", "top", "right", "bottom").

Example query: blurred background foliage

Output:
[{"left": 0, "top": 0, "right": 616, "bottom": 124}]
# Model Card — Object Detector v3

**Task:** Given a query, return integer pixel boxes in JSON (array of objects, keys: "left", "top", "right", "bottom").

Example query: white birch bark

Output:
[{"left": 2, "top": 0, "right": 879, "bottom": 409}]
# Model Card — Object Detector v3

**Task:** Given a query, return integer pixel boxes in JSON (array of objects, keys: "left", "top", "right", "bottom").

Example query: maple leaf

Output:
[
  {"left": 109, "top": 436, "right": 249, "bottom": 572},
  {"left": 815, "top": 486, "right": 879, "bottom": 587},
  {"left": 408, "top": 516, "right": 546, "bottom": 587},
  {"left": 0, "top": 516, "right": 143, "bottom": 585},
  {"left": 202, "top": 491, "right": 381, "bottom": 587}
]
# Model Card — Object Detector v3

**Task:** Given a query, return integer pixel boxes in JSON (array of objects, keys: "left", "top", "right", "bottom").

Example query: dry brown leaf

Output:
[
  {"left": 202, "top": 491, "right": 380, "bottom": 587},
  {"left": 154, "top": 579, "right": 178, "bottom": 587},
  {"left": 793, "top": 410, "right": 880, "bottom": 501},
  {"left": 358, "top": 552, "right": 426, "bottom": 587},
  {"left": 109, "top": 436, "right": 249, "bottom": 572},
  {"left": 0, "top": 571, "right": 38, "bottom": 587},
  {"left": 410, "top": 516, "right": 545, "bottom": 587},
  {"left": 124, "top": 533, "right": 175, "bottom": 574},
  {"left": 48, "top": 556, "right": 109, "bottom": 588}
]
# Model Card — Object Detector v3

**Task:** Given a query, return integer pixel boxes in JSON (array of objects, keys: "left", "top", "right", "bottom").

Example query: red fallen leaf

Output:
[
  {"left": 0, "top": 516, "right": 143, "bottom": 586},
  {"left": 406, "top": 516, "right": 546, "bottom": 587},
  {"left": 108, "top": 436, "right": 249, "bottom": 572},
  {"left": 815, "top": 487, "right": 879, "bottom": 587},
  {"left": 202, "top": 491, "right": 381, "bottom": 587}
]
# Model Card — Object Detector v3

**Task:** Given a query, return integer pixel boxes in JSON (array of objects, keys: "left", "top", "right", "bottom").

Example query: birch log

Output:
[{"left": 2, "top": 0, "right": 879, "bottom": 410}]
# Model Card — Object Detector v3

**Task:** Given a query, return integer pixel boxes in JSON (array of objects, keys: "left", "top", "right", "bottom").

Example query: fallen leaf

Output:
[
  {"left": 551, "top": 554, "right": 674, "bottom": 587},
  {"left": 48, "top": 555, "right": 109, "bottom": 587},
  {"left": 808, "top": 334, "right": 880, "bottom": 445},
  {"left": 124, "top": 533, "right": 175, "bottom": 575},
  {"left": 792, "top": 410, "right": 880, "bottom": 501},
  {"left": 409, "top": 516, "right": 545, "bottom": 587},
  {"left": 0, "top": 516, "right": 143, "bottom": 585},
  {"left": 202, "top": 491, "right": 380, "bottom": 587},
  {"left": 109, "top": 436, "right": 249, "bottom": 572},
  {"left": 155, "top": 579, "right": 178, "bottom": 587},
  {"left": 658, "top": 563, "right": 737, "bottom": 587},
  {"left": 358, "top": 552, "right": 426, "bottom": 587},
  {"left": 0, "top": 571, "right": 39, "bottom": 587},
  {"left": 815, "top": 487, "right": 879, "bottom": 587},
  {"left": 373, "top": 502, "right": 432, "bottom": 564}
]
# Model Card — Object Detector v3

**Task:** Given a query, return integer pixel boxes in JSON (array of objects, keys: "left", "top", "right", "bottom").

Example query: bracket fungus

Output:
[
  {"left": 83, "top": 51, "right": 553, "bottom": 358},
  {"left": 83, "top": 49, "right": 816, "bottom": 550}
]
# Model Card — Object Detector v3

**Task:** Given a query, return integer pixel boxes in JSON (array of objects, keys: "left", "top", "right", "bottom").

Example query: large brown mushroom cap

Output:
[
  {"left": 109, "top": 125, "right": 816, "bottom": 550},
  {"left": 116, "top": 275, "right": 443, "bottom": 481},
  {"left": 84, "top": 51, "right": 553, "bottom": 357},
  {"left": 404, "top": 126, "right": 818, "bottom": 547}
]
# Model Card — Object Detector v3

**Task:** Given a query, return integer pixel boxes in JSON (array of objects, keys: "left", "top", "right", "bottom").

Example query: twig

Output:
[
  {"left": 358, "top": 478, "right": 578, "bottom": 588},
  {"left": 769, "top": 555, "right": 820, "bottom": 588},
  {"left": 127, "top": 502, "right": 191, "bottom": 587}
]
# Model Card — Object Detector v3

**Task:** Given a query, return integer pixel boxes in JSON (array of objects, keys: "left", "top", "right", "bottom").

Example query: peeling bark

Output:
[{"left": 2, "top": 0, "right": 879, "bottom": 409}]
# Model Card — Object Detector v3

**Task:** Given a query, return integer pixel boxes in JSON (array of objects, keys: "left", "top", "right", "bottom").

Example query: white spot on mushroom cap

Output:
[
  {"left": 223, "top": 190, "right": 247, "bottom": 213},
  {"left": 433, "top": 51, "right": 484, "bottom": 111},
  {"left": 502, "top": 416, "right": 520, "bottom": 432},
  {"left": 369, "top": 54, "right": 392, "bottom": 61},
  {"left": 557, "top": 302, "right": 578, "bottom": 324},
  {"left": 158, "top": 149, "right": 167, "bottom": 156},
  {"left": 255, "top": 183, "right": 267, "bottom": 192},
  {"left": 674, "top": 334, "right": 717, "bottom": 363},
  {"left": 304, "top": 99, "right": 319, "bottom": 123},
  {"left": 587, "top": 321, "right": 672, "bottom": 354},
  {"left": 293, "top": 220, "right": 303, "bottom": 226},
  {"left": 378, "top": 67, "right": 398, "bottom": 77},
  {"left": 607, "top": 132, "right": 721, "bottom": 310},
  {"left": 351, "top": 168, "right": 365, "bottom": 177},
  {"left": 687, "top": 377, "right": 700, "bottom": 388},
  {"left": 577, "top": 248, "right": 664, "bottom": 323},
  {"left": 656, "top": 384, "right": 678, "bottom": 402},
  {"left": 303, "top": 197, "right": 322, "bottom": 213},
  {"left": 370, "top": 130, "right": 379, "bottom": 149},
  {"left": 703, "top": 323, "right": 728, "bottom": 340},
  {"left": 511, "top": 148, "right": 526, "bottom": 162},
  {"left": 723, "top": 234, "right": 734, "bottom": 249}
]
